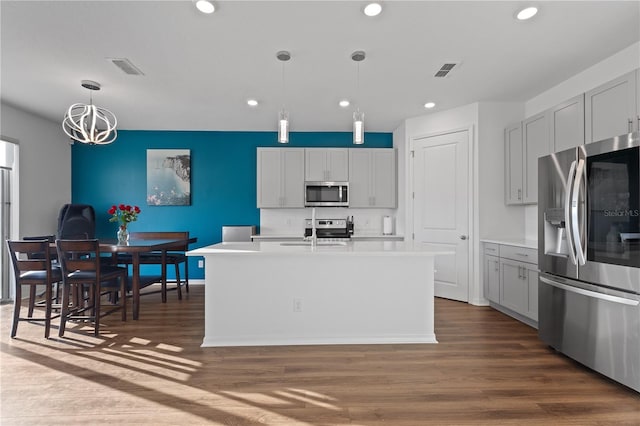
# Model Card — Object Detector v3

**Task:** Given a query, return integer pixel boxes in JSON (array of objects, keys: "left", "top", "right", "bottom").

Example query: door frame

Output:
[{"left": 408, "top": 125, "right": 479, "bottom": 304}]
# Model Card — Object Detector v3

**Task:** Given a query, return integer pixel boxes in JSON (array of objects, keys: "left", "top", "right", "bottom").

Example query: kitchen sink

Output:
[{"left": 279, "top": 241, "right": 348, "bottom": 247}]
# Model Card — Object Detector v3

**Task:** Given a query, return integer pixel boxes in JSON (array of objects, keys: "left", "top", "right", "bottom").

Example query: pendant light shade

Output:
[
  {"left": 277, "top": 50, "right": 291, "bottom": 144},
  {"left": 353, "top": 110, "right": 364, "bottom": 145},
  {"left": 351, "top": 51, "right": 366, "bottom": 145},
  {"left": 278, "top": 110, "right": 289, "bottom": 144},
  {"left": 62, "top": 80, "right": 117, "bottom": 145}
]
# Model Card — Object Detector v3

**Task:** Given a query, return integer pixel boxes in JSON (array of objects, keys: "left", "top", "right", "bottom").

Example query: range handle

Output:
[
  {"left": 540, "top": 275, "right": 639, "bottom": 306},
  {"left": 564, "top": 160, "right": 578, "bottom": 265}
]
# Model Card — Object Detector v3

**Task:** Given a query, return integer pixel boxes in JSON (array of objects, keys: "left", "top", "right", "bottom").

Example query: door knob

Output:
[{"left": 460, "top": 235, "right": 467, "bottom": 240}]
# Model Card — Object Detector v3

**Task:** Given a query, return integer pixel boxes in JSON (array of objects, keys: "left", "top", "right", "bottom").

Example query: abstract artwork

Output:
[{"left": 146, "top": 149, "right": 191, "bottom": 205}]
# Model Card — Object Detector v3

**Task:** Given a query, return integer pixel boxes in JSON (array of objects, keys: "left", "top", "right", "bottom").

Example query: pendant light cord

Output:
[{"left": 281, "top": 61, "right": 286, "bottom": 111}]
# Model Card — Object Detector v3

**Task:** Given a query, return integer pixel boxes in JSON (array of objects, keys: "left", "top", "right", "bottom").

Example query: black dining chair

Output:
[
  {"left": 7, "top": 239, "right": 62, "bottom": 338},
  {"left": 56, "top": 239, "right": 127, "bottom": 337}
]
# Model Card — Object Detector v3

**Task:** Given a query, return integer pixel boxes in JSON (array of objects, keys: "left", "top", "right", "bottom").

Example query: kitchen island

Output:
[{"left": 188, "top": 241, "right": 453, "bottom": 347}]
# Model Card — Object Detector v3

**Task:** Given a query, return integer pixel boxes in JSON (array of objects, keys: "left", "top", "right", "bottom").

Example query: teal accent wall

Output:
[{"left": 72, "top": 130, "right": 392, "bottom": 279}]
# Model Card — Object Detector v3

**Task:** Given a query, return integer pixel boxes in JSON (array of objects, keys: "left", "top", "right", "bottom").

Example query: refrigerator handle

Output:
[
  {"left": 571, "top": 158, "right": 586, "bottom": 265},
  {"left": 564, "top": 160, "right": 578, "bottom": 265},
  {"left": 540, "top": 275, "right": 639, "bottom": 306}
]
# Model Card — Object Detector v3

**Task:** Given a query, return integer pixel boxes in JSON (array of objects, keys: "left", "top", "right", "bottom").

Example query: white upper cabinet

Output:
[
  {"left": 305, "top": 148, "right": 349, "bottom": 182},
  {"left": 349, "top": 148, "right": 397, "bottom": 208},
  {"left": 585, "top": 70, "right": 638, "bottom": 144},
  {"left": 505, "top": 113, "right": 549, "bottom": 205},
  {"left": 522, "top": 112, "right": 549, "bottom": 204},
  {"left": 505, "top": 123, "right": 523, "bottom": 205},
  {"left": 550, "top": 94, "right": 585, "bottom": 152},
  {"left": 257, "top": 148, "right": 305, "bottom": 208}
]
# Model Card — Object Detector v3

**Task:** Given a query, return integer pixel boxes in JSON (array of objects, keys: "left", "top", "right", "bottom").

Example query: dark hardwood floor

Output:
[{"left": 1, "top": 285, "right": 638, "bottom": 425}]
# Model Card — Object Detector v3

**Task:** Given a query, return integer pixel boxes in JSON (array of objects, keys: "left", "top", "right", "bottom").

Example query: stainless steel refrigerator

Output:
[{"left": 538, "top": 132, "right": 639, "bottom": 393}]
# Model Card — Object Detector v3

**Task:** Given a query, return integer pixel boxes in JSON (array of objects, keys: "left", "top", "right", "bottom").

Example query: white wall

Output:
[{"left": 0, "top": 103, "right": 71, "bottom": 237}]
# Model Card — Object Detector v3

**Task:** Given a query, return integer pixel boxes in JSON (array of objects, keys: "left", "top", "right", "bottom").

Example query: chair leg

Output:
[
  {"left": 184, "top": 260, "right": 189, "bottom": 293},
  {"left": 175, "top": 262, "right": 182, "bottom": 300},
  {"left": 120, "top": 274, "right": 127, "bottom": 321},
  {"left": 44, "top": 283, "right": 53, "bottom": 339},
  {"left": 27, "top": 285, "right": 36, "bottom": 317},
  {"left": 11, "top": 282, "right": 22, "bottom": 338},
  {"left": 59, "top": 282, "right": 70, "bottom": 337},
  {"left": 93, "top": 283, "right": 101, "bottom": 337}
]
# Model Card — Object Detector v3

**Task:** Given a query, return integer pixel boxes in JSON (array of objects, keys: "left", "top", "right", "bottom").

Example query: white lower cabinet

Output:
[{"left": 483, "top": 242, "right": 538, "bottom": 325}]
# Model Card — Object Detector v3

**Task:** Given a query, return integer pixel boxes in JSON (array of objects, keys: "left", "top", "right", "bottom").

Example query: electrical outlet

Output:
[
  {"left": 198, "top": 259, "right": 204, "bottom": 268},
  {"left": 293, "top": 298, "right": 303, "bottom": 312}
]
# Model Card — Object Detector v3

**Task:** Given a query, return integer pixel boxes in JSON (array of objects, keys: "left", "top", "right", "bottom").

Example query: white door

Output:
[{"left": 412, "top": 130, "right": 469, "bottom": 302}]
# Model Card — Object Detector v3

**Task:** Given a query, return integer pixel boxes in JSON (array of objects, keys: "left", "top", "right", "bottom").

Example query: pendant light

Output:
[
  {"left": 351, "top": 50, "right": 366, "bottom": 145},
  {"left": 62, "top": 80, "right": 117, "bottom": 145},
  {"left": 277, "top": 50, "right": 291, "bottom": 144}
]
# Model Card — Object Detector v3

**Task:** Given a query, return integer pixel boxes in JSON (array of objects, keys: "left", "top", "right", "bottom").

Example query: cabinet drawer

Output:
[
  {"left": 483, "top": 243, "right": 500, "bottom": 255},
  {"left": 499, "top": 245, "right": 538, "bottom": 263}
]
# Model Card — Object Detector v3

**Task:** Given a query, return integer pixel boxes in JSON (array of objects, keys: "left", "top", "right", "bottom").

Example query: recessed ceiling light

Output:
[
  {"left": 363, "top": 2, "right": 382, "bottom": 17},
  {"left": 516, "top": 6, "right": 538, "bottom": 20},
  {"left": 424, "top": 102, "right": 436, "bottom": 109},
  {"left": 195, "top": 0, "right": 215, "bottom": 14},
  {"left": 339, "top": 100, "right": 350, "bottom": 108},
  {"left": 247, "top": 99, "right": 258, "bottom": 107}
]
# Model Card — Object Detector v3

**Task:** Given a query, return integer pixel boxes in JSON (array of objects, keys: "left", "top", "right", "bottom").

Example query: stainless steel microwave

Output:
[{"left": 304, "top": 181, "right": 349, "bottom": 207}]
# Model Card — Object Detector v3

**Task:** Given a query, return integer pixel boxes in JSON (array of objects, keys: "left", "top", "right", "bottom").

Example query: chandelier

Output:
[{"left": 62, "top": 80, "right": 117, "bottom": 145}]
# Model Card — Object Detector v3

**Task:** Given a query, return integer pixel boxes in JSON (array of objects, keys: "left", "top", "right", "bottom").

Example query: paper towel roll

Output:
[{"left": 383, "top": 216, "right": 393, "bottom": 235}]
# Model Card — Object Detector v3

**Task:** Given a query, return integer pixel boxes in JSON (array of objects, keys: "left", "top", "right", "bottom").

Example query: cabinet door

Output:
[
  {"left": 522, "top": 112, "right": 549, "bottom": 204},
  {"left": 348, "top": 149, "right": 372, "bottom": 207},
  {"left": 484, "top": 254, "right": 500, "bottom": 303},
  {"left": 500, "top": 259, "right": 528, "bottom": 313},
  {"left": 257, "top": 149, "right": 283, "bottom": 208},
  {"left": 281, "top": 149, "right": 305, "bottom": 207},
  {"left": 305, "top": 149, "right": 327, "bottom": 181},
  {"left": 525, "top": 265, "right": 538, "bottom": 321},
  {"left": 505, "top": 123, "right": 523, "bottom": 205},
  {"left": 550, "top": 94, "right": 585, "bottom": 152},
  {"left": 585, "top": 70, "right": 637, "bottom": 144},
  {"left": 371, "top": 149, "right": 396, "bottom": 207},
  {"left": 326, "top": 149, "right": 349, "bottom": 181}
]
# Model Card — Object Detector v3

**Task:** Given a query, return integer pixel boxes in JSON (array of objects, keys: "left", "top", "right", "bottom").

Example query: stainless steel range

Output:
[
  {"left": 304, "top": 217, "right": 354, "bottom": 240},
  {"left": 538, "top": 132, "right": 639, "bottom": 393}
]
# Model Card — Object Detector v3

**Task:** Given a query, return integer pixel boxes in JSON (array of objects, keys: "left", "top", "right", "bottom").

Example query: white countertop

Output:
[
  {"left": 189, "top": 241, "right": 452, "bottom": 257},
  {"left": 251, "top": 234, "right": 405, "bottom": 241},
  {"left": 480, "top": 237, "right": 538, "bottom": 249}
]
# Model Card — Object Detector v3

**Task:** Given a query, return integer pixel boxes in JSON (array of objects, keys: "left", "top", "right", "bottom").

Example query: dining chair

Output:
[
  {"left": 7, "top": 239, "right": 62, "bottom": 338},
  {"left": 116, "top": 231, "right": 191, "bottom": 301},
  {"left": 56, "top": 239, "right": 127, "bottom": 337}
]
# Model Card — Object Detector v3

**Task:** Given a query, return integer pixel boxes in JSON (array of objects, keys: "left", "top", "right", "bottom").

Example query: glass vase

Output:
[{"left": 117, "top": 225, "right": 129, "bottom": 244}]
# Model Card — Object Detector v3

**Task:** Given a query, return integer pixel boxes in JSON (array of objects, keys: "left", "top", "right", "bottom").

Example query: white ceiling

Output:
[{"left": 1, "top": 1, "right": 639, "bottom": 133}]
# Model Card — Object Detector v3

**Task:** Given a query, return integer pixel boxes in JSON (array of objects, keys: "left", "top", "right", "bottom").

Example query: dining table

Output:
[{"left": 99, "top": 236, "right": 198, "bottom": 320}]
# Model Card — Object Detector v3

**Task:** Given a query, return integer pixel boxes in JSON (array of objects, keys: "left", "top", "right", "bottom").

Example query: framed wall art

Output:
[{"left": 146, "top": 149, "right": 191, "bottom": 206}]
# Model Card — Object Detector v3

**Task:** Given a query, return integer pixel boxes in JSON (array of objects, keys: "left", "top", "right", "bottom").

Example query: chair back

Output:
[
  {"left": 57, "top": 204, "right": 95, "bottom": 239},
  {"left": 56, "top": 239, "right": 101, "bottom": 278},
  {"left": 7, "top": 239, "right": 55, "bottom": 283},
  {"left": 129, "top": 231, "right": 190, "bottom": 250}
]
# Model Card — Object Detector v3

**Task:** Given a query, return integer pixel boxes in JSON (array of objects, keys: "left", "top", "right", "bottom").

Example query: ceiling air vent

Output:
[
  {"left": 108, "top": 58, "right": 145, "bottom": 76},
  {"left": 434, "top": 62, "right": 459, "bottom": 78}
]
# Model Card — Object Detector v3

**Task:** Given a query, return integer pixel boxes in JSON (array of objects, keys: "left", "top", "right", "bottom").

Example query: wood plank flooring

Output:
[{"left": 1, "top": 285, "right": 638, "bottom": 425}]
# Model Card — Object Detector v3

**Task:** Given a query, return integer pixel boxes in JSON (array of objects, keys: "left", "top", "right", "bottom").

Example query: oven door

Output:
[{"left": 579, "top": 133, "right": 640, "bottom": 293}]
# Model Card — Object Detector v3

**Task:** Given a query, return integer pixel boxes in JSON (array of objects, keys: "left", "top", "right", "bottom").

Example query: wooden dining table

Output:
[{"left": 99, "top": 236, "right": 197, "bottom": 320}]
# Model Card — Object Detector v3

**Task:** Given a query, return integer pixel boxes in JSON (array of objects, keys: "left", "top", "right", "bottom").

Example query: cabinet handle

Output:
[
  {"left": 629, "top": 119, "right": 634, "bottom": 133},
  {"left": 494, "top": 261, "right": 499, "bottom": 272},
  {"left": 516, "top": 252, "right": 529, "bottom": 258},
  {"left": 517, "top": 266, "right": 522, "bottom": 279},
  {"left": 517, "top": 189, "right": 522, "bottom": 200}
]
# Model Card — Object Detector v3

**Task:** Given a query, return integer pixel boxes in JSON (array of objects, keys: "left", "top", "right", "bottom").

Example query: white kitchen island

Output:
[{"left": 188, "top": 241, "right": 452, "bottom": 347}]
